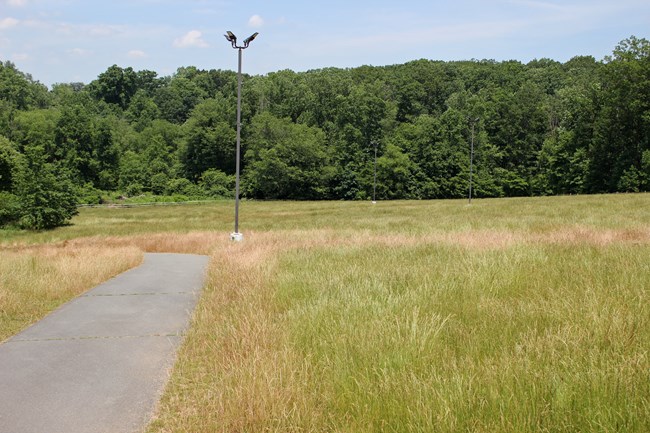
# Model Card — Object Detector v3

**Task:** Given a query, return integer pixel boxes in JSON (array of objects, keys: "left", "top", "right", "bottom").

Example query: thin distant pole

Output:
[
  {"left": 469, "top": 118, "right": 478, "bottom": 204},
  {"left": 372, "top": 141, "right": 377, "bottom": 204}
]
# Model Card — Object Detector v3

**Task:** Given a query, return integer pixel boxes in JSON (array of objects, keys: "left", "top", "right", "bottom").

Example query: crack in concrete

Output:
[
  {"left": 8, "top": 333, "right": 187, "bottom": 343},
  {"left": 82, "top": 291, "right": 198, "bottom": 297}
]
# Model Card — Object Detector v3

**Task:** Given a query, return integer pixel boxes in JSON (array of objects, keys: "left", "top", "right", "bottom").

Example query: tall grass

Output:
[
  {"left": 144, "top": 196, "right": 650, "bottom": 432},
  {"left": 2, "top": 194, "right": 649, "bottom": 431},
  {"left": 2, "top": 194, "right": 650, "bottom": 245},
  {"left": 147, "top": 236, "right": 649, "bottom": 432},
  {"left": 271, "top": 243, "right": 649, "bottom": 432}
]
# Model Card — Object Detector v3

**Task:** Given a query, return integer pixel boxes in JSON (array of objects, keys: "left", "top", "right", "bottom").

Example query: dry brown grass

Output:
[{"left": 147, "top": 231, "right": 332, "bottom": 432}]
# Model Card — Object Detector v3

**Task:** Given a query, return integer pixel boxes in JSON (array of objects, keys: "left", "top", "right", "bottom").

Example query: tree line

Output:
[{"left": 1, "top": 36, "right": 649, "bottom": 229}]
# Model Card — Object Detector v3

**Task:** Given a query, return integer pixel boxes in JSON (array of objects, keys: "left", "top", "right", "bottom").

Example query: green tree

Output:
[
  {"left": 88, "top": 65, "right": 138, "bottom": 110},
  {"left": 0, "top": 136, "right": 19, "bottom": 191},
  {"left": 181, "top": 98, "right": 235, "bottom": 180},
  {"left": 13, "top": 145, "right": 78, "bottom": 229},
  {"left": 588, "top": 36, "right": 650, "bottom": 192},
  {"left": 125, "top": 90, "right": 160, "bottom": 131},
  {"left": 0, "top": 61, "right": 49, "bottom": 110},
  {"left": 374, "top": 143, "right": 421, "bottom": 199},
  {"left": 9, "top": 109, "right": 59, "bottom": 161},
  {"left": 0, "top": 137, "right": 22, "bottom": 226},
  {"left": 118, "top": 150, "right": 148, "bottom": 192},
  {"left": 244, "top": 113, "right": 331, "bottom": 199},
  {"left": 54, "top": 102, "right": 97, "bottom": 184},
  {"left": 154, "top": 75, "right": 207, "bottom": 124}
]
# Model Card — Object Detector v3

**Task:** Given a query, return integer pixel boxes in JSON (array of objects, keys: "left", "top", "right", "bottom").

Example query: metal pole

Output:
[
  {"left": 234, "top": 47, "right": 242, "bottom": 235},
  {"left": 224, "top": 31, "right": 257, "bottom": 242},
  {"left": 469, "top": 120, "right": 475, "bottom": 204},
  {"left": 372, "top": 142, "right": 377, "bottom": 204}
]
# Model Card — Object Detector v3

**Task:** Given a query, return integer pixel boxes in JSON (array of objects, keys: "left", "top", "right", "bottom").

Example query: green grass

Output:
[
  {"left": 2, "top": 193, "right": 650, "bottom": 245},
  {"left": 271, "top": 243, "right": 649, "bottom": 431},
  {"left": 2, "top": 194, "right": 649, "bottom": 431}
]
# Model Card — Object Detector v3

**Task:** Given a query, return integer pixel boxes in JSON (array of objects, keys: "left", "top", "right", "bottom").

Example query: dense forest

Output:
[{"left": 1, "top": 36, "right": 649, "bottom": 229}]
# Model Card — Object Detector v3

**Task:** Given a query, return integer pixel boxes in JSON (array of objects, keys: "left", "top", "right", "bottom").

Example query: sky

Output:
[{"left": 1, "top": 0, "right": 649, "bottom": 87}]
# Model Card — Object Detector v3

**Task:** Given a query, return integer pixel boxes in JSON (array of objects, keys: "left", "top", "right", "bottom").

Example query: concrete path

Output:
[{"left": 0, "top": 253, "right": 209, "bottom": 433}]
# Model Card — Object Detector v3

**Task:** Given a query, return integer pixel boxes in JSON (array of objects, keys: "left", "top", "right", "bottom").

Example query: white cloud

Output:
[
  {"left": 248, "top": 15, "right": 264, "bottom": 28},
  {"left": 12, "top": 52, "right": 28, "bottom": 60},
  {"left": 6, "top": 0, "right": 27, "bottom": 7},
  {"left": 507, "top": 0, "right": 565, "bottom": 10},
  {"left": 0, "top": 17, "right": 19, "bottom": 29},
  {"left": 88, "top": 24, "right": 123, "bottom": 37},
  {"left": 128, "top": 49, "right": 146, "bottom": 58},
  {"left": 173, "top": 30, "right": 209, "bottom": 48},
  {"left": 68, "top": 48, "right": 92, "bottom": 57}
]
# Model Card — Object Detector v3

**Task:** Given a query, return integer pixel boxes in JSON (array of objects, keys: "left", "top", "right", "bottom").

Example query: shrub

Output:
[
  {"left": 166, "top": 178, "right": 201, "bottom": 197},
  {"left": 0, "top": 191, "right": 21, "bottom": 227},
  {"left": 125, "top": 183, "right": 144, "bottom": 197},
  {"left": 200, "top": 169, "right": 234, "bottom": 198}
]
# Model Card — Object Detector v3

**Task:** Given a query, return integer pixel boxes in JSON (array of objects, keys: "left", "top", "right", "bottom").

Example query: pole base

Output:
[{"left": 230, "top": 232, "right": 244, "bottom": 242}]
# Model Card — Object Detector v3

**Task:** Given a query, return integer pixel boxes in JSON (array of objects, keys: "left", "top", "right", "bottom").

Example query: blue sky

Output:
[{"left": 1, "top": 0, "right": 649, "bottom": 87}]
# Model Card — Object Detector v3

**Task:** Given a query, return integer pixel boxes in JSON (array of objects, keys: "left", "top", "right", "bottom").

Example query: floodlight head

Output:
[
  {"left": 224, "top": 31, "right": 237, "bottom": 44},
  {"left": 243, "top": 32, "right": 259, "bottom": 46}
]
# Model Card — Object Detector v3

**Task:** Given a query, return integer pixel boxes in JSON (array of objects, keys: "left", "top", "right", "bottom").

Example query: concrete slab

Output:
[
  {"left": 0, "top": 337, "right": 182, "bottom": 433},
  {"left": 89, "top": 253, "right": 208, "bottom": 296},
  {"left": 12, "top": 292, "right": 199, "bottom": 340},
  {"left": 0, "top": 253, "right": 209, "bottom": 433}
]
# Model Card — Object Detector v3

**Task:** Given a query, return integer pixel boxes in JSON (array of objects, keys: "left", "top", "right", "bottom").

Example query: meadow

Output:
[{"left": 1, "top": 194, "right": 649, "bottom": 432}]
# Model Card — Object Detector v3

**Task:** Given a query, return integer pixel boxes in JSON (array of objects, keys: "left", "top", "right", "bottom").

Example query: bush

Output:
[
  {"left": 165, "top": 178, "right": 202, "bottom": 197},
  {"left": 200, "top": 169, "right": 234, "bottom": 198},
  {"left": 124, "top": 183, "right": 144, "bottom": 197},
  {"left": 0, "top": 191, "right": 21, "bottom": 227},
  {"left": 150, "top": 172, "right": 170, "bottom": 195},
  {"left": 76, "top": 183, "right": 102, "bottom": 205}
]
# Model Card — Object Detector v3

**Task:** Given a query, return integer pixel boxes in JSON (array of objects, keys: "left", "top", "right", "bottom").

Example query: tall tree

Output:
[
  {"left": 244, "top": 113, "right": 332, "bottom": 199},
  {"left": 88, "top": 65, "right": 139, "bottom": 110},
  {"left": 588, "top": 36, "right": 650, "bottom": 192},
  {"left": 180, "top": 98, "right": 236, "bottom": 181}
]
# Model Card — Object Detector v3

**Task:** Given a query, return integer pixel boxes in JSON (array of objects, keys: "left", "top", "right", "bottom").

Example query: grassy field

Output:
[{"left": 1, "top": 194, "right": 649, "bottom": 432}]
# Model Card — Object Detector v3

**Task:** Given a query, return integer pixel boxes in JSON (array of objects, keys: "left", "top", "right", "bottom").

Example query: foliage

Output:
[
  {"left": 200, "top": 169, "right": 234, "bottom": 198},
  {"left": 0, "top": 191, "right": 21, "bottom": 226},
  {"left": 244, "top": 113, "right": 332, "bottom": 199},
  {"left": 181, "top": 98, "right": 235, "bottom": 181},
  {"left": 1, "top": 135, "right": 78, "bottom": 228},
  {"left": 1, "top": 36, "right": 650, "bottom": 230},
  {"left": 0, "top": 136, "right": 19, "bottom": 191}
]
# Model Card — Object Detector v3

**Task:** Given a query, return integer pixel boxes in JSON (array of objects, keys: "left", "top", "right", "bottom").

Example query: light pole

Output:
[
  {"left": 224, "top": 31, "right": 258, "bottom": 242},
  {"left": 371, "top": 141, "right": 378, "bottom": 204},
  {"left": 468, "top": 117, "right": 479, "bottom": 204}
]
